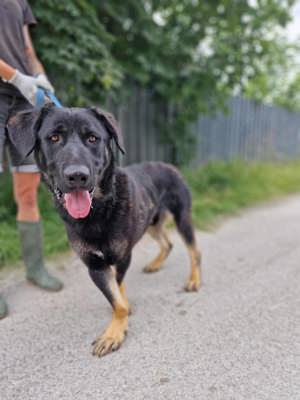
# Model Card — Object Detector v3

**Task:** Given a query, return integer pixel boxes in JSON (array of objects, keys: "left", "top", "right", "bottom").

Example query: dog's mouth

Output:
[{"left": 54, "top": 187, "right": 95, "bottom": 219}]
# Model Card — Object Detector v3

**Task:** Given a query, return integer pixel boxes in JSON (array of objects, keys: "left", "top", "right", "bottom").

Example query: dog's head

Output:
[{"left": 7, "top": 105, "right": 125, "bottom": 220}]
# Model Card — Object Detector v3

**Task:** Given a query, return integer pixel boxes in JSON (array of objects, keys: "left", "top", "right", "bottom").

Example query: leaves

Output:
[
  {"left": 31, "top": 0, "right": 122, "bottom": 105},
  {"left": 30, "top": 0, "right": 296, "bottom": 163}
]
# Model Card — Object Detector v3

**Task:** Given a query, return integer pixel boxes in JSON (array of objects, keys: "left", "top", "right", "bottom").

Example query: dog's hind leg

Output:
[
  {"left": 185, "top": 242, "right": 202, "bottom": 292},
  {"left": 89, "top": 263, "right": 130, "bottom": 357},
  {"left": 143, "top": 219, "right": 173, "bottom": 273},
  {"left": 174, "top": 210, "right": 202, "bottom": 292}
]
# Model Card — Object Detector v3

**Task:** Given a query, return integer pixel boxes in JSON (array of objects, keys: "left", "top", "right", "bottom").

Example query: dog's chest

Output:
[
  {"left": 69, "top": 232, "right": 128, "bottom": 266},
  {"left": 70, "top": 238, "right": 103, "bottom": 259}
]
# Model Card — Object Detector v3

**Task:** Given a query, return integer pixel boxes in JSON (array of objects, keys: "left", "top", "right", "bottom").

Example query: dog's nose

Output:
[{"left": 63, "top": 165, "right": 90, "bottom": 189}]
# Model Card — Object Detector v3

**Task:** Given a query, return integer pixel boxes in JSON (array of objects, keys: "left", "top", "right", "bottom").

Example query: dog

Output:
[{"left": 7, "top": 104, "right": 202, "bottom": 357}]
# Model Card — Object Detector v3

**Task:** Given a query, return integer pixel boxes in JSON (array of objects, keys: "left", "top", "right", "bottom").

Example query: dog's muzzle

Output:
[
  {"left": 59, "top": 165, "right": 94, "bottom": 219},
  {"left": 63, "top": 165, "right": 91, "bottom": 191}
]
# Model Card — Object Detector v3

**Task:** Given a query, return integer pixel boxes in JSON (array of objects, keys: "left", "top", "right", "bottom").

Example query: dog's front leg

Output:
[{"left": 88, "top": 266, "right": 130, "bottom": 357}]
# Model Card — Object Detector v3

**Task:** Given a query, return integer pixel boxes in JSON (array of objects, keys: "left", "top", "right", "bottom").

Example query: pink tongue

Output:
[{"left": 64, "top": 191, "right": 91, "bottom": 219}]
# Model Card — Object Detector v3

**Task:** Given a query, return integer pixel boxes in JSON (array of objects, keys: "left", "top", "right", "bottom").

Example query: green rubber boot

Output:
[
  {"left": 18, "top": 221, "right": 63, "bottom": 292},
  {"left": 0, "top": 295, "right": 8, "bottom": 319}
]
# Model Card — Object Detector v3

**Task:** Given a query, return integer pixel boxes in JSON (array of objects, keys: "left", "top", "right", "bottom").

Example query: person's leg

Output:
[
  {"left": 8, "top": 96, "right": 63, "bottom": 291},
  {"left": 13, "top": 171, "right": 40, "bottom": 221},
  {"left": 12, "top": 171, "right": 63, "bottom": 291}
]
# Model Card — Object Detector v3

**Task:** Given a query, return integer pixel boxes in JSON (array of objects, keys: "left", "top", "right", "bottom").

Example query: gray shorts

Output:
[{"left": 0, "top": 93, "right": 39, "bottom": 173}]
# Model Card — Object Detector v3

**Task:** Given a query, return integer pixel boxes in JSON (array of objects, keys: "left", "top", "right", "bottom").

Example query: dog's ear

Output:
[
  {"left": 7, "top": 108, "right": 42, "bottom": 160},
  {"left": 89, "top": 107, "right": 125, "bottom": 154},
  {"left": 7, "top": 104, "right": 54, "bottom": 160}
]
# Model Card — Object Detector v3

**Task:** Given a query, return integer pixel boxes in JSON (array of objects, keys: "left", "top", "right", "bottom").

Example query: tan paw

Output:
[
  {"left": 92, "top": 329, "right": 126, "bottom": 357},
  {"left": 143, "top": 263, "right": 162, "bottom": 273},
  {"left": 184, "top": 277, "right": 201, "bottom": 292}
]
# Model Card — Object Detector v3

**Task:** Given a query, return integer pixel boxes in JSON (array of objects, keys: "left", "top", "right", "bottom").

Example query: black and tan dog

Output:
[{"left": 7, "top": 105, "right": 201, "bottom": 357}]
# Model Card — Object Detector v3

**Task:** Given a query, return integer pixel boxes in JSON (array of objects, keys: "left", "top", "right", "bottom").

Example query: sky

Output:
[{"left": 287, "top": 1, "right": 300, "bottom": 41}]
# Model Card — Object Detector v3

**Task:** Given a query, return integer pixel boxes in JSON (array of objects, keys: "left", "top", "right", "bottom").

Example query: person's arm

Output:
[
  {"left": 23, "top": 25, "right": 44, "bottom": 75},
  {"left": 0, "top": 57, "right": 40, "bottom": 106},
  {"left": 23, "top": 25, "right": 54, "bottom": 92},
  {"left": 0, "top": 25, "right": 43, "bottom": 81},
  {"left": 0, "top": 58, "right": 38, "bottom": 105},
  {"left": 0, "top": 59, "right": 16, "bottom": 81},
  {"left": 0, "top": 27, "right": 54, "bottom": 105}
]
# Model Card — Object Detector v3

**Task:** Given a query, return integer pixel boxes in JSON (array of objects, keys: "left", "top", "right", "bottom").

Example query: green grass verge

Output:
[
  {"left": 1, "top": 160, "right": 300, "bottom": 267},
  {"left": 184, "top": 160, "right": 300, "bottom": 229}
]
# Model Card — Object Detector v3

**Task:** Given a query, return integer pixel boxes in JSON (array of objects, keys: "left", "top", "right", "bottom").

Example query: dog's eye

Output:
[
  {"left": 88, "top": 135, "right": 98, "bottom": 143},
  {"left": 49, "top": 134, "right": 61, "bottom": 143}
]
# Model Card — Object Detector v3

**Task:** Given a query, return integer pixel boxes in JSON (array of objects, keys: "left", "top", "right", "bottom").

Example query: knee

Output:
[
  {"left": 14, "top": 175, "right": 40, "bottom": 211},
  {"left": 15, "top": 187, "right": 38, "bottom": 211}
]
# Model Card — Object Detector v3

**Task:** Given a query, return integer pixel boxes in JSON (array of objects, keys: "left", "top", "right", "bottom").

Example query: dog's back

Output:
[
  {"left": 124, "top": 161, "right": 195, "bottom": 244},
  {"left": 125, "top": 161, "right": 190, "bottom": 216}
]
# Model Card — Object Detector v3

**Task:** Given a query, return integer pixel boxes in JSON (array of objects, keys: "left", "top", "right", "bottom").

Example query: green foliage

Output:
[
  {"left": 30, "top": 0, "right": 123, "bottom": 105},
  {"left": 244, "top": 39, "right": 300, "bottom": 112},
  {"left": 29, "top": 1, "right": 296, "bottom": 163},
  {"left": 184, "top": 160, "right": 300, "bottom": 228},
  {"left": 274, "top": 71, "right": 300, "bottom": 112}
]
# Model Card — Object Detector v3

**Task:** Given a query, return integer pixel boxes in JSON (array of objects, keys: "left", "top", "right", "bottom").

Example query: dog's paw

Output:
[
  {"left": 184, "top": 277, "right": 201, "bottom": 292},
  {"left": 143, "top": 263, "right": 161, "bottom": 273},
  {"left": 184, "top": 266, "right": 201, "bottom": 292},
  {"left": 91, "top": 318, "right": 128, "bottom": 357},
  {"left": 184, "top": 281, "right": 200, "bottom": 292},
  {"left": 92, "top": 330, "right": 126, "bottom": 357}
]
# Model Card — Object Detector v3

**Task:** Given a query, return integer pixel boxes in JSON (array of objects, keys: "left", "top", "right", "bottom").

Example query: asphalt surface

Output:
[{"left": 1, "top": 196, "right": 299, "bottom": 400}]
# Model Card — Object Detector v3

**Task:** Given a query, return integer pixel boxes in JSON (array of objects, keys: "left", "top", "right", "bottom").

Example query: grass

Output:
[
  {"left": 1, "top": 160, "right": 300, "bottom": 267},
  {"left": 184, "top": 160, "right": 300, "bottom": 228}
]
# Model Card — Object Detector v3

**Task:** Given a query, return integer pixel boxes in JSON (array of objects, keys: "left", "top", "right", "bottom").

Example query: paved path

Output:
[{"left": 1, "top": 196, "right": 300, "bottom": 400}]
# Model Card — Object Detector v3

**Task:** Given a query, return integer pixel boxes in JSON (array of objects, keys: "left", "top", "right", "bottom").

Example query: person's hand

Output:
[
  {"left": 35, "top": 73, "right": 55, "bottom": 93},
  {"left": 8, "top": 70, "right": 39, "bottom": 105}
]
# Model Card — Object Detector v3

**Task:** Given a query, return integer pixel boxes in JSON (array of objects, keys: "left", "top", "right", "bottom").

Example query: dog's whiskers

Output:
[
  {"left": 89, "top": 188, "right": 96, "bottom": 207},
  {"left": 54, "top": 187, "right": 63, "bottom": 200}
]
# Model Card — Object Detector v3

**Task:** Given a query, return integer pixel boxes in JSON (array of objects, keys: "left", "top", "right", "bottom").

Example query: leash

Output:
[{"left": 35, "top": 88, "right": 62, "bottom": 108}]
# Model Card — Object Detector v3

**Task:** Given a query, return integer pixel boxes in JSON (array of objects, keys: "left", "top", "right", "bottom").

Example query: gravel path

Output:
[{"left": 1, "top": 196, "right": 299, "bottom": 400}]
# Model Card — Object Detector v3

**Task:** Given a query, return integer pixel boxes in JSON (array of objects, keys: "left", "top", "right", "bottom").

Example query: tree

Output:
[
  {"left": 30, "top": 0, "right": 123, "bottom": 105},
  {"left": 244, "top": 39, "right": 300, "bottom": 112},
  {"left": 30, "top": 0, "right": 297, "bottom": 163},
  {"left": 275, "top": 71, "right": 300, "bottom": 112}
]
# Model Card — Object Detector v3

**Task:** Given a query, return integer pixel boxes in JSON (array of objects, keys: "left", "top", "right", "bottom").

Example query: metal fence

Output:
[
  {"left": 108, "top": 92, "right": 300, "bottom": 166},
  {"left": 192, "top": 96, "right": 300, "bottom": 165},
  {"left": 107, "top": 87, "right": 173, "bottom": 165}
]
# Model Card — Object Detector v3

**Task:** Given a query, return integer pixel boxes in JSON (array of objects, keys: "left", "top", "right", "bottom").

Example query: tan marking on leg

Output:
[
  {"left": 119, "top": 282, "right": 131, "bottom": 314},
  {"left": 185, "top": 245, "right": 202, "bottom": 292},
  {"left": 144, "top": 225, "right": 173, "bottom": 273},
  {"left": 161, "top": 229, "right": 172, "bottom": 249},
  {"left": 92, "top": 268, "right": 130, "bottom": 357}
]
